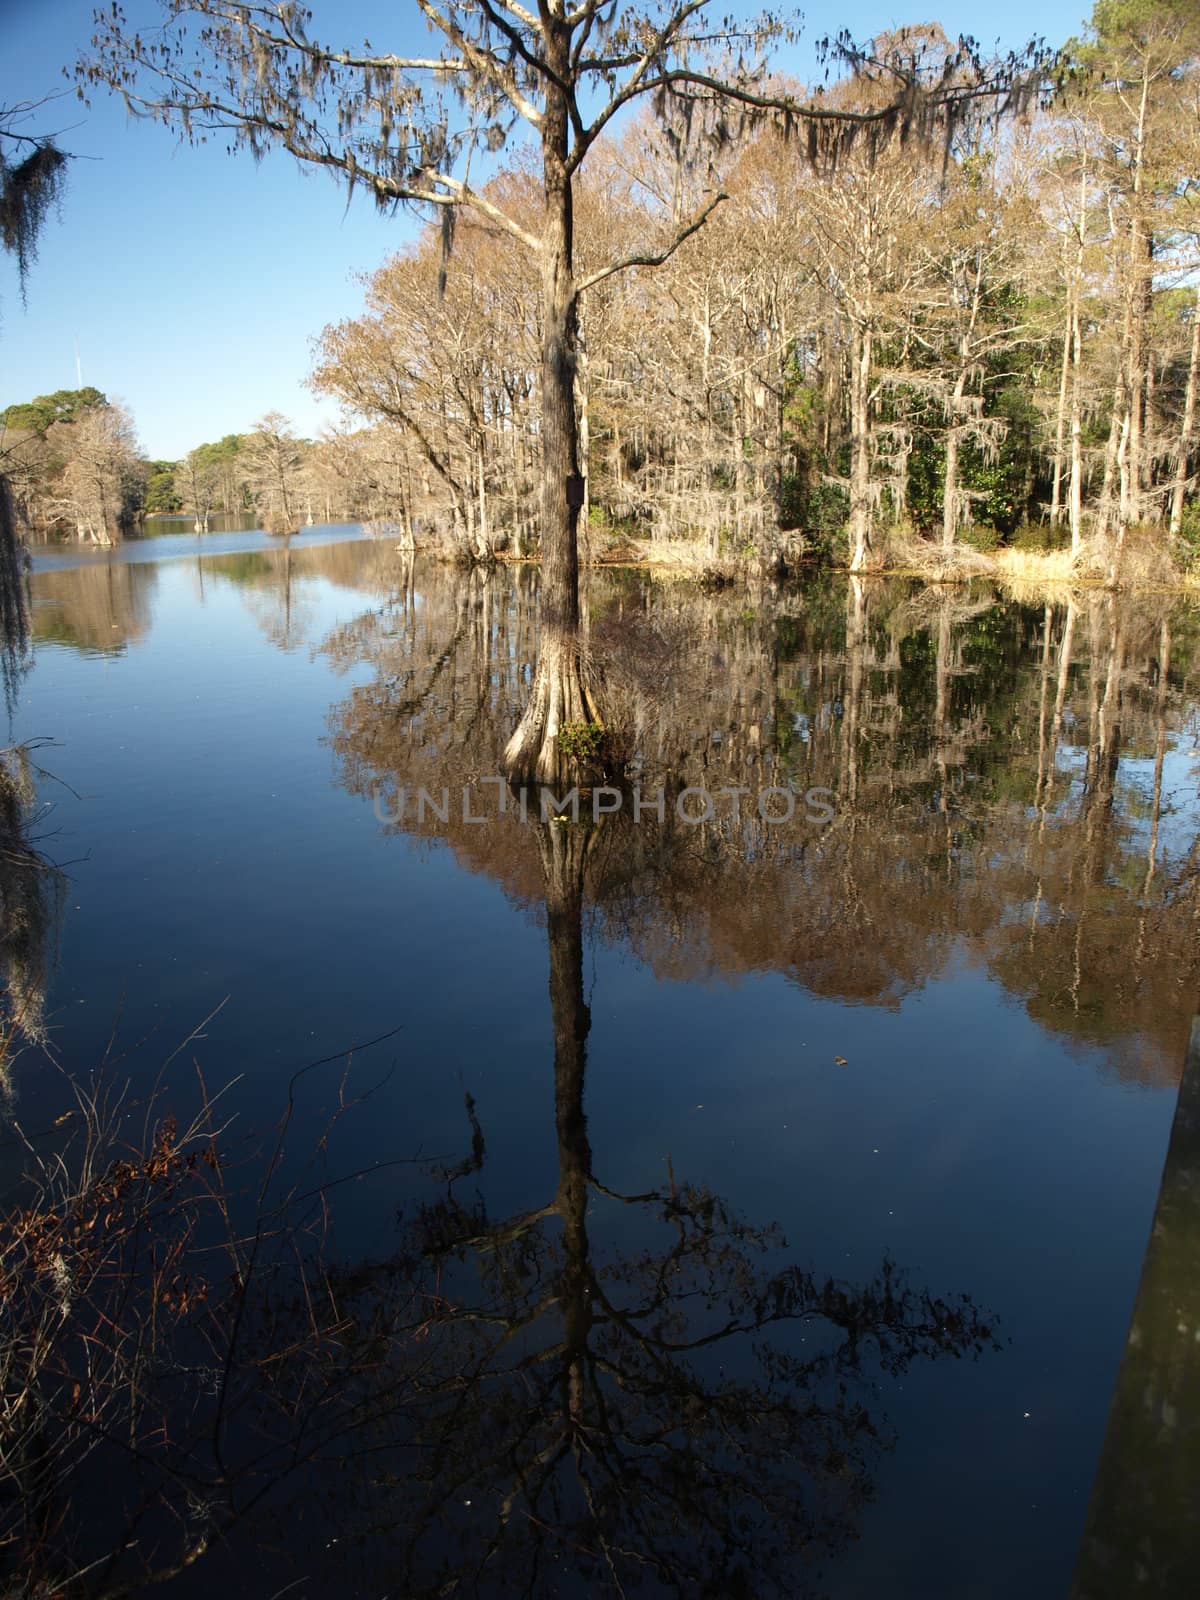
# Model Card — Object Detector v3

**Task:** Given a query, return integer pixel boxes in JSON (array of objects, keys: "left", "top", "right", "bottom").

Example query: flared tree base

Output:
[{"left": 502, "top": 633, "right": 604, "bottom": 786}]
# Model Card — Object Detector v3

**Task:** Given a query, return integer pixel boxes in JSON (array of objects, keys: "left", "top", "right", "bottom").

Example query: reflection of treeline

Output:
[
  {"left": 324, "top": 559, "right": 1200, "bottom": 1083},
  {"left": 26, "top": 538, "right": 397, "bottom": 660},
  {"left": 29, "top": 562, "right": 158, "bottom": 655},
  {"left": 198, "top": 536, "right": 400, "bottom": 598},
  {"left": 195, "top": 536, "right": 413, "bottom": 651}
]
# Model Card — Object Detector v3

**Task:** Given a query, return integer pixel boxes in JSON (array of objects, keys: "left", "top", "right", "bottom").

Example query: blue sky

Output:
[{"left": 2, "top": 0, "right": 1093, "bottom": 460}]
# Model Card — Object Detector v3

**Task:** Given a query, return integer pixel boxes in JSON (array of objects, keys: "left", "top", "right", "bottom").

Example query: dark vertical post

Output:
[{"left": 1071, "top": 1011, "right": 1200, "bottom": 1598}]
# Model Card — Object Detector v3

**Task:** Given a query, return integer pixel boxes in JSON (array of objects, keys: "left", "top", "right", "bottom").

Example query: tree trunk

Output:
[
  {"left": 942, "top": 363, "right": 968, "bottom": 551},
  {"left": 848, "top": 327, "right": 872, "bottom": 572},
  {"left": 776, "top": 293, "right": 788, "bottom": 534},
  {"left": 1050, "top": 276, "right": 1071, "bottom": 526},
  {"left": 503, "top": 26, "right": 600, "bottom": 784},
  {"left": 397, "top": 476, "right": 415, "bottom": 553},
  {"left": 1169, "top": 283, "right": 1200, "bottom": 543},
  {"left": 701, "top": 287, "right": 716, "bottom": 558},
  {"left": 1067, "top": 158, "right": 1087, "bottom": 555},
  {"left": 734, "top": 381, "right": 748, "bottom": 549},
  {"left": 1101, "top": 80, "right": 1151, "bottom": 541},
  {"left": 1111, "top": 410, "right": 1132, "bottom": 585},
  {"left": 1126, "top": 214, "right": 1150, "bottom": 528},
  {"left": 1069, "top": 296, "right": 1085, "bottom": 555},
  {"left": 475, "top": 443, "right": 490, "bottom": 560},
  {"left": 1098, "top": 216, "right": 1131, "bottom": 539},
  {"left": 575, "top": 306, "right": 591, "bottom": 539}
]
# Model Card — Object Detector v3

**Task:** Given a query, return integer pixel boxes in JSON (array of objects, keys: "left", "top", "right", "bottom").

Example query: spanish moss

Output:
[
  {"left": 0, "top": 140, "right": 67, "bottom": 302},
  {"left": 0, "top": 476, "right": 31, "bottom": 718},
  {"left": 0, "top": 742, "right": 62, "bottom": 1092}
]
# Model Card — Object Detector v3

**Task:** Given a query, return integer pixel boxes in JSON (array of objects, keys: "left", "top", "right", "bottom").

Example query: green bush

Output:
[
  {"left": 958, "top": 523, "right": 1000, "bottom": 553},
  {"left": 557, "top": 719, "right": 606, "bottom": 766},
  {"left": 1010, "top": 521, "right": 1070, "bottom": 553},
  {"left": 782, "top": 481, "right": 847, "bottom": 562}
]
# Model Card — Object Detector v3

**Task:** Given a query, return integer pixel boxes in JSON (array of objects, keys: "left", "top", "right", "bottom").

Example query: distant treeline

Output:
[{"left": 0, "top": 393, "right": 351, "bottom": 542}]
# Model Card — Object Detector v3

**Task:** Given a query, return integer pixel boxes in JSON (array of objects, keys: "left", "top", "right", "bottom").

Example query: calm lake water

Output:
[{"left": 7, "top": 528, "right": 1200, "bottom": 1597}]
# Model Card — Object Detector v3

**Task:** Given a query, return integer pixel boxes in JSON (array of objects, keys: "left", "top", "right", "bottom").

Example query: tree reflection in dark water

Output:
[
  {"left": 0, "top": 799, "right": 993, "bottom": 1600},
  {"left": 303, "top": 817, "right": 996, "bottom": 1599},
  {"left": 308, "top": 551, "right": 1200, "bottom": 1591}
]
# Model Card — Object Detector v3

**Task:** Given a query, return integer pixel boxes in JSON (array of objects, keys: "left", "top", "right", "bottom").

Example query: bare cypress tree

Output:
[{"left": 80, "top": 4, "right": 1032, "bottom": 778}]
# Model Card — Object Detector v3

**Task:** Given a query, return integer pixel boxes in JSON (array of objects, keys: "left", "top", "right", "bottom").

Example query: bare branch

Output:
[{"left": 577, "top": 191, "right": 728, "bottom": 293}]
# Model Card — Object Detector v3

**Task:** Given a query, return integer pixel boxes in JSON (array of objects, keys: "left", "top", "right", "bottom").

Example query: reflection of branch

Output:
[{"left": 355, "top": 1095, "right": 997, "bottom": 1595}]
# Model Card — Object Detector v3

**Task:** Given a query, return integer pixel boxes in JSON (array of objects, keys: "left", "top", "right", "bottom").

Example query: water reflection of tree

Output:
[
  {"left": 194, "top": 538, "right": 404, "bottom": 652},
  {"left": 8, "top": 555, "right": 1197, "bottom": 1594},
  {"left": 29, "top": 560, "right": 157, "bottom": 656},
  {"left": 0, "top": 803, "right": 993, "bottom": 1600},
  {"left": 308, "top": 570, "right": 1021, "bottom": 1592},
  {"left": 321, "top": 557, "right": 1200, "bottom": 1082},
  {"left": 313, "top": 817, "right": 995, "bottom": 1599}
]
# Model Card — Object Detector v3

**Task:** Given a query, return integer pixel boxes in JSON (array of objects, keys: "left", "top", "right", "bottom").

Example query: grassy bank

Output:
[
  {"left": 583, "top": 530, "right": 1200, "bottom": 596},
  {"left": 877, "top": 536, "right": 1200, "bottom": 596}
]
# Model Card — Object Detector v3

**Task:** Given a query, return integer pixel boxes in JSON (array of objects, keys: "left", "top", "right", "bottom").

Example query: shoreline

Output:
[
  {"left": 27, "top": 522, "right": 1200, "bottom": 597},
  {"left": 567, "top": 544, "right": 1200, "bottom": 596}
]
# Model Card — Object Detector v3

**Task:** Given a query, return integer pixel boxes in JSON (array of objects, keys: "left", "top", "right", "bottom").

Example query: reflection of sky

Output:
[
  {"left": 1122, "top": 744, "right": 1200, "bottom": 867},
  {"left": 29, "top": 521, "right": 374, "bottom": 573},
  {"left": 1052, "top": 739, "right": 1200, "bottom": 869}
]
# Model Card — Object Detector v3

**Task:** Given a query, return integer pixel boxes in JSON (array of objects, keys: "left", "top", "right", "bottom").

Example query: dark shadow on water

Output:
[{"left": 1071, "top": 1012, "right": 1200, "bottom": 1600}]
